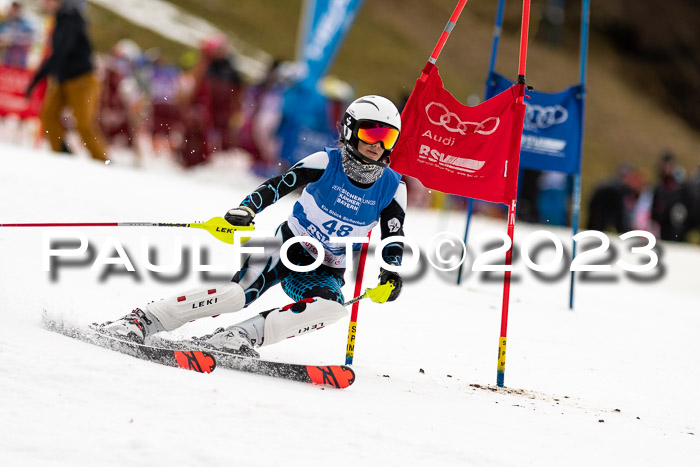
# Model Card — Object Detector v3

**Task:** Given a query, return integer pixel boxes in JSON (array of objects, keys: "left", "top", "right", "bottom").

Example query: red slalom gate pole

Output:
[
  {"left": 497, "top": 0, "right": 532, "bottom": 388},
  {"left": 497, "top": 200, "right": 517, "bottom": 387},
  {"left": 517, "top": 0, "right": 532, "bottom": 86},
  {"left": 420, "top": 0, "right": 470, "bottom": 81},
  {"left": 345, "top": 231, "right": 372, "bottom": 365}
]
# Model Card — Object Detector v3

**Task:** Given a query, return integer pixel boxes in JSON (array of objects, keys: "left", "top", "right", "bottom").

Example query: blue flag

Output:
[
  {"left": 278, "top": 84, "right": 337, "bottom": 165},
  {"left": 279, "top": 0, "right": 364, "bottom": 165},
  {"left": 485, "top": 72, "right": 583, "bottom": 174},
  {"left": 298, "top": 0, "right": 364, "bottom": 87}
]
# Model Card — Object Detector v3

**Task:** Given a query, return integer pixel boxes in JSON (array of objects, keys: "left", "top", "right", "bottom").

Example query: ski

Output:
[
  {"left": 42, "top": 314, "right": 355, "bottom": 388},
  {"left": 149, "top": 336, "right": 356, "bottom": 389},
  {"left": 213, "top": 350, "right": 355, "bottom": 389},
  {"left": 42, "top": 314, "right": 216, "bottom": 374}
]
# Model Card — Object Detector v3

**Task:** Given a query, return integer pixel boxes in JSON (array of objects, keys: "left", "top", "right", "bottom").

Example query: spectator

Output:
[
  {"left": 624, "top": 167, "right": 653, "bottom": 231},
  {"left": 174, "top": 49, "right": 197, "bottom": 121},
  {"left": 146, "top": 48, "right": 183, "bottom": 156},
  {"left": 238, "top": 59, "right": 285, "bottom": 174},
  {"left": 133, "top": 47, "right": 182, "bottom": 155},
  {"left": 684, "top": 163, "right": 700, "bottom": 242},
  {"left": 179, "top": 34, "right": 243, "bottom": 167},
  {"left": 517, "top": 169, "right": 541, "bottom": 223},
  {"left": 587, "top": 163, "right": 641, "bottom": 233},
  {"left": 98, "top": 39, "right": 142, "bottom": 151},
  {"left": 176, "top": 49, "right": 207, "bottom": 167},
  {"left": 201, "top": 35, "right": 243, "bottom": 154},
  {"left": 651, "top": 152, "right": 688, "bottom": 241},
  {"left": 0, "top": 1, "right": 34, "bottom": 68},
  {"left": 26, "top": 0, "right": 107, "bottom": 161}
]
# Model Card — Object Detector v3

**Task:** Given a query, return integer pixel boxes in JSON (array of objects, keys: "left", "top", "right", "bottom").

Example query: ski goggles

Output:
[{"left": 356, "top": 121, "right": 400, "bottom": 150}]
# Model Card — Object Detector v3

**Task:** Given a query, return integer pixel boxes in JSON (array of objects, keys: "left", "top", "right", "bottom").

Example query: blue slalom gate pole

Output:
[
  {"left": 488, "top": 0, "right": 506, "bottom": 73},
  {"left": 456, "top": 199, "right": 473, "bottom": 285},
  {"left": 457, "top": 0, "right": 506, "bottom": 286},
  {"left": 569, "top": 0, "right": 590, "bottom": 310}
]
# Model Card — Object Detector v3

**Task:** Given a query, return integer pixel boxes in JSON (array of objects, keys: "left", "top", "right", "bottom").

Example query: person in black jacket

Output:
[
  {"left": 26, "top": 0, "right": 107, "bottom": 161},
  {"left": 651, "top": 152, "right": 688, "bottom": 241}
]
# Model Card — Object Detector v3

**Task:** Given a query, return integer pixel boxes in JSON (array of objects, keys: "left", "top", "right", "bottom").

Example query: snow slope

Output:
[{"left": 1, "top": 144, "right": 699, "bottom": 466}]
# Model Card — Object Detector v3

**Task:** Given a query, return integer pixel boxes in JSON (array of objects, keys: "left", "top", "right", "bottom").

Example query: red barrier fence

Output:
[{"left": 0, "top": 65, "right": 45, "bottom": 119}]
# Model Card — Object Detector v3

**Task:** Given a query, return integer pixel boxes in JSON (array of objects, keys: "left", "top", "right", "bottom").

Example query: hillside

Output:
[{"left": 83, "top": 0, "right": 700, "bottom": 216}]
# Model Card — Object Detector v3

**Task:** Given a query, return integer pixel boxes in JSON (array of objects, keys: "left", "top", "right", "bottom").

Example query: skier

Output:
[{"left": 98, "top": 95, "right": 407, "bottom": 357}]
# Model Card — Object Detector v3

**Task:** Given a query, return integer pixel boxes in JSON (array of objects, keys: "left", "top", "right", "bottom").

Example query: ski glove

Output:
[
  {"left": 367, "top": 269, "right": 402, "bottom": 304},
  {"left": 225, "top": 206, "right": 255, "bottom": 227}
]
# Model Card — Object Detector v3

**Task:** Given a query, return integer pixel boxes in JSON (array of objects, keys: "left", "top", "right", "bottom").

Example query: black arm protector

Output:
[
  {"left": 379, "top": 198, "right": 406, "bottom": 267},
  {"left": 239, "top": 164, "right": 324, "bottom": 214}
]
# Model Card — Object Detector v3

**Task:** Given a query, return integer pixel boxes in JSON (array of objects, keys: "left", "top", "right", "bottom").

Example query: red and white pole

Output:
[{"left": 420, "top": 0, "right": 470, "bottom": 82}]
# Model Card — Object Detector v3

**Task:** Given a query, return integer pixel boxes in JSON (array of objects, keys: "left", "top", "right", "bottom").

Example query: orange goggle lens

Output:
[{"left": 356, "top": 123, "right": 399, "bottom": 150}]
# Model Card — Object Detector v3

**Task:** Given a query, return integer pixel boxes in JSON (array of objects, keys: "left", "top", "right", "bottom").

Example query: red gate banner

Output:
[
  {"left": 390, "top": 62, "right": 526, "bottom": 205},
  {"left": 0, "top": 65, "right": 46, "bottom": 119}
]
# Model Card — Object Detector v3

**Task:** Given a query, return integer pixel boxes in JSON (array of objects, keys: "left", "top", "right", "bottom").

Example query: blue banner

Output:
[
  {"left": 485, "top": 72, "right": 583, "bottom": 174},
  {"left": 299, "top": 0, "right": 364, "bottom": 87},
  {"left": 278, "top": 85, "right": 337, "bottom": 165},
  {"left": 279, "top": 0, "right": 364, "bottom": 166}
]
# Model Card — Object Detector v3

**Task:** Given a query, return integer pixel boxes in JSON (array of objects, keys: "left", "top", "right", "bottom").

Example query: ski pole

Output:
[
  {"left": 0, "top": 217, "right": 254, "bottom": 244},
  {"left": 343, "top": 291, "right": 368, "bottom": 307}
]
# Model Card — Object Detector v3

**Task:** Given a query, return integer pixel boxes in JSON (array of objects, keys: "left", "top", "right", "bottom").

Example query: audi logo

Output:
[
  {"left": 524, "top": 104, "right": 568, "bottom": 129},
  {"left": 425, "top": 102, "right": 500, "bottom": 135}
]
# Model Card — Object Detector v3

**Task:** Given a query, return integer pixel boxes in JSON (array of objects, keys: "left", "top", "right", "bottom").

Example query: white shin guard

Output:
[
  {"left": 260, "top": 298, "right": 347, "bottom": 347},
  {"left": 146, "top": 283, "right": 246, "bottom": 332}
]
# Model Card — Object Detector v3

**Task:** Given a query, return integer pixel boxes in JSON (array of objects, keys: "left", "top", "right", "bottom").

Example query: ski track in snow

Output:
[{"left": 1, "top": 143, "right": 699, "bottom": 466}]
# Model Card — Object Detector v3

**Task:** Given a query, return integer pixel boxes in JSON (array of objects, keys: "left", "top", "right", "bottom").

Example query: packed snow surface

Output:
[{"left": 1, "top": 143, "right": 699, "bottom": 466}]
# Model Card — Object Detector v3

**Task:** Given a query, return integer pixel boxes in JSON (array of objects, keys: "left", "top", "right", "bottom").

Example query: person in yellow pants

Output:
[
  {"left": 26, "top": 0, "right": 107, "bottom": 162},
  {"left": 40, "top": 72, "right": 107, "bottom": 161}
]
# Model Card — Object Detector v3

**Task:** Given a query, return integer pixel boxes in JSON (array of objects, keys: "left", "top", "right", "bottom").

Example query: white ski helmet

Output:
[{"left": 340, "top": 95, "right": 401, "bottom": 167}]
